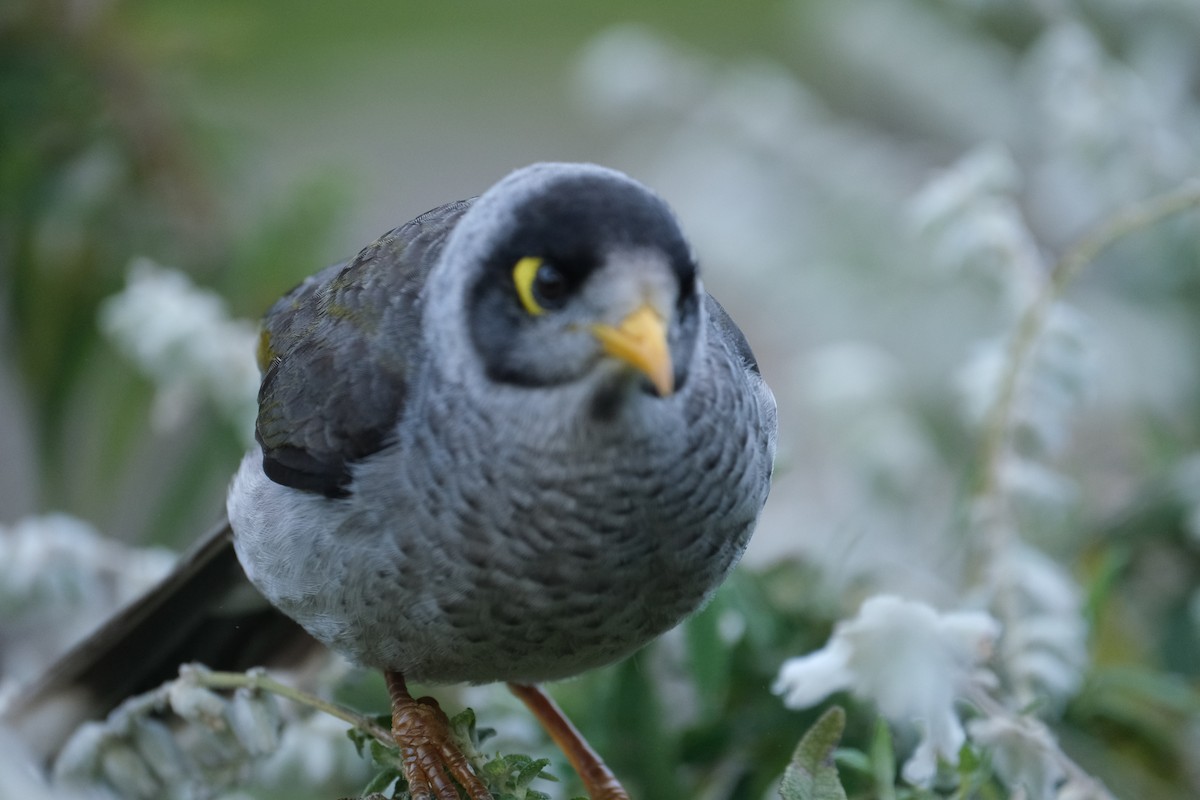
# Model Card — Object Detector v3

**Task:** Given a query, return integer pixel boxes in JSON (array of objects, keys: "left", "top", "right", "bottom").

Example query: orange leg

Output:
[
  {"left": 386, "top": 671, "right": 493, "bottom": 800},
  {"left": 507, "top": 682, "right": 631, "bottom": 800}
]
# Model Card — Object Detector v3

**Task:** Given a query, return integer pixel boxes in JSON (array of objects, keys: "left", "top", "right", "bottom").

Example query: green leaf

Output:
[
  {"left": 952, "top": 740, "right": 998, "bottom": 800},
  {"left": 832, "top": 748, "right": 871, "bottom": 777},
  {"left": 683, "top": 585, "right": 736, "bottom": 720},
  {"left": 346, "top": 724, "right": 370, "bottom": 758},
  {"left": 514, "top": 756, "right": 554, "bottom": 788},
  {"left": 360, "top": 766, "right": 400, "bottom": 796},
  {"left": 869, "top": 717, "right": 897, "bottom": 800},
  {"left": 778, "top": 706, "right": 849, "bottom": 800},
  {"left": 449, "top": 707, "right": 480, "bottom": 747}
]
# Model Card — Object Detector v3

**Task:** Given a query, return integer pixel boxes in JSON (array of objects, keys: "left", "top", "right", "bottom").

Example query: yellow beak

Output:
[{"left": 591, "top": 303, "right": 674, "bottom": 396}]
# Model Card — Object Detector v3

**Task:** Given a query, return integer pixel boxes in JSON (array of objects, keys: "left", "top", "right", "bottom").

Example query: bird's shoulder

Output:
[
  {"left": 255, "top": 198, "right": 474, "bottom": 497},
  {"left": 704, "top": 293, "right": 761, "bottom": 376},
  {"left": 704, "top": 293, "right": 778, "bottom": 464}
]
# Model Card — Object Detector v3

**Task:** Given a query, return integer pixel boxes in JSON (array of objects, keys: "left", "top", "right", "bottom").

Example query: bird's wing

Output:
[
  {"left": 4, "top": 200, "right": 475, "bottom": 761},
  {"left": 255, "top": 199, "right": 473, "bottom": 496}
]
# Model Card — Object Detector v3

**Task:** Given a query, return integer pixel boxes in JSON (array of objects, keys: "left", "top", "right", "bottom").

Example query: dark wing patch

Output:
[
  {"left": 256, "top": 199, "right": 473, "bottom": 496},
  {"left": 704, "top": 294, "right": 760, "bottom": 375}
]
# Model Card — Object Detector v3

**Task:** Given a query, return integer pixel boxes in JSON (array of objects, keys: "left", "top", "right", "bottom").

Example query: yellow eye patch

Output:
[{"left": 512, "top": 256, "right": 547, "bottom": 316}]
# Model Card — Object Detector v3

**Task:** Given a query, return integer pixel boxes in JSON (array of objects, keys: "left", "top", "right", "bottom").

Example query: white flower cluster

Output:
[
  {"left": 0, "top": 726, "right": 92, "bottom": 800},
  {"left": 50, "top": 664, "right": 370, "bottom": 800},
  {"left": 253, "top": 708, "right": 372, "bottom": 792},
  {"left": 968, "top": 715, "right": 1111, "bottom": 800},
  {"left": 989, "top": 538, "right": 1089, "bottom": 707},
  {"left": 910, "top": 143, "right": 1094, "bottom": 517},
  {"left": 775, "top": 342, "right": 955, "bottom": 599},
  {"left": 909, "top": 141, "right": 1094, "bottom": 707},
  {"left": 909, "top": 144, "right": 1044, "bottom": 312},
  {"left": 55, "top": 666, "right": 282, "bottom": 800},
  {"left": 773, "top": 594, "right": 1109, "bottom": 796},
  {"left": 0, "top": 514, "right": 174, "bottom": 698},
  {"left": 912, "top": 142, "right": 1096, "bottom": 476},
  {"left": 957, "top": 308, "right": 1094, "bottom": 462},
  {"left": 773, "top": 595, "right": 1000, "bottom": 786},
  {"left": 1023, "top": 20, "right": 1200, "bottom": 236},
  {"left": 98, "top": 260, "right": 260, "bottom": 445}
]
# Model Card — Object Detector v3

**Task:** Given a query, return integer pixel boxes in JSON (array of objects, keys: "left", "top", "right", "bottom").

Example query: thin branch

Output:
[
  {"left": 187, "top": 666, "right": 394, "bottom": 745},
  {"left": 977, "top": 181, "right": 1200, "bottom": 500}
]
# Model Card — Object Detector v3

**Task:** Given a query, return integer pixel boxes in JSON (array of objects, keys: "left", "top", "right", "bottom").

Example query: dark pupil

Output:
[{"left": 533, "top": 263, "right": 568, "bottom": 307}]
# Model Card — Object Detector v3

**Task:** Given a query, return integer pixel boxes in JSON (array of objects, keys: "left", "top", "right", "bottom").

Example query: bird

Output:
[{"left": 7, "top": 162, "right": 777, "bottom": 800}]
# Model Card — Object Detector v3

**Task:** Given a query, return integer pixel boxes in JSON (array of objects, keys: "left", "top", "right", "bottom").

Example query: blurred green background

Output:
[
  {"left": 4, "top": 1, "right": 1200, "bottom": 798},
  {"left": 2, "top": 0, "right": 826, "bottom": 538}
]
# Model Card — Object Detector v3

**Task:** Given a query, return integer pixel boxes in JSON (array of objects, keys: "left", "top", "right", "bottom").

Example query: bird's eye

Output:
[{"left": 512, "top": 257, "right": 569, "bottom": 316}]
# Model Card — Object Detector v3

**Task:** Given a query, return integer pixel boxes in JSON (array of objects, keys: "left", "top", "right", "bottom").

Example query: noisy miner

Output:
[{"left": 10, "top": 162, "right": 778, "bottom": 800}]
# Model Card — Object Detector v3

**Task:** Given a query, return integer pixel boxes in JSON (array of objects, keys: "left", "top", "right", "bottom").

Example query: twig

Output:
[
  {"left": 977, "top": 181, "right": 1200, "bottom": 503},
  {"left": 187, "top": 666, "right": 394, "bottom": 745}
]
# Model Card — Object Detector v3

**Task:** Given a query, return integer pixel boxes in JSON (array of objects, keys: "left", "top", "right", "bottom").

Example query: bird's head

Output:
[{"left": 428, "top": 163, "right": 703, "bottom": 409}]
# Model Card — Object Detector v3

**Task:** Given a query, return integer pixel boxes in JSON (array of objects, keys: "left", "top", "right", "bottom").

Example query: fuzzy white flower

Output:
[
  {"left": 968, "top": 716, "right": 1064, "bottom": 798},
  {"left": 967, "top": 713, "right": 1116, "bottom": 800},
  {"left": 99, "top": 259, "right": 260, "bottom": 445},
  {"left": 0, "top": 725, "right": 85, "bottom": 800},
  {"left": 0, "top": 514, "right": 175, "bottom": 692},
  {"left": 773, "top": 595, "right": 1000, "bottom": 785},
  {"left": 993, "top": 459, "right": 1080, "bottom": 533},
  {"left": 992, "top": 541, "right": 1089, "bottom": 707},
  {"left": 956, "top": 305, "right": 1094, "bottom": 460},
  {"left": 54, "top": 666, "right": 297, "bottom": 800},
  {"left": 253, "top": 707, "right": 371, "bottom": 789},
  {"left": 909, "top": 143, "right": 1047, "bottom": 312},
  {"left": 909, "top": 144, "right": 1020, "bottom": 235}
]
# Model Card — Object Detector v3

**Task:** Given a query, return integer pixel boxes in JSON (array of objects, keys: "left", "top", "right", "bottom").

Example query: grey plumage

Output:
[
  {"left": 256, "top": 200, "right": 472, "bottom": 496},
  {"left": 230, "top": 162, "right": 777, "bottom": 683}
]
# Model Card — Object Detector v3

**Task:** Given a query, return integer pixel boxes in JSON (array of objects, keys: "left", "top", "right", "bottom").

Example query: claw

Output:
[{"left": 387, "top": 671, "right": 493, "bottom": 800}]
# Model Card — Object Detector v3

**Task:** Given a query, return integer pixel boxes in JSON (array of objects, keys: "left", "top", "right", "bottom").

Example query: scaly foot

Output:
[{"left": 386, "top": 671, "right": 492, "bottom": 800}]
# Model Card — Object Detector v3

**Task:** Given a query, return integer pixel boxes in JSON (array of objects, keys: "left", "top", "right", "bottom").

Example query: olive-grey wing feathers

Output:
[{"left": 255, "top": 199, "right": 473, "bottom": 496}]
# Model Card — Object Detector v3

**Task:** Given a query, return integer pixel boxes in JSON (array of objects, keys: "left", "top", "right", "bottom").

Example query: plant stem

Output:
[
  {"left": 977, "top": 181, "right": 1200, "bottom": 502},
  {"left": 187, "top": 666, "right": 394, "bottom": 745}
]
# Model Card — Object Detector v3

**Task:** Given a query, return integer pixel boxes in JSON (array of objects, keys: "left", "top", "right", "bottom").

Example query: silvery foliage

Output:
[
  {"left": 52, "top": 665, "right": 282, "bottom": 800},
  {"left": 49, "top": 665, "right": 369, "bottom": 800},
  {"left": 0, "top": 514, "right": 175, "bottom": 701},
  {"left": 99, "top": 259, "right": 260, "bottom": 445},
  {"left": 0, "top": 517, "right": 367, "bottom": 800}
]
